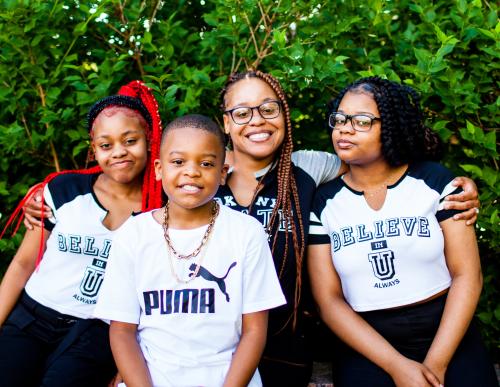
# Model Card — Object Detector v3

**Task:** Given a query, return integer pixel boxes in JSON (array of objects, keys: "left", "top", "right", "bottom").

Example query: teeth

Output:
[
  {"left": 181, "top": 185, "right": 200, "bottom": 192},
  {"left": 248, "top": 132, "right": 270, "bottom": 141}
]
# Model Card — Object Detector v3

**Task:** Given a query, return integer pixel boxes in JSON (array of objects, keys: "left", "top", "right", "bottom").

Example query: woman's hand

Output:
[
  {"left": 389, "top": 357, "right": 442, "bottom": 387},
  {"left": 445, "top": 176, "right": 479, "bottom": 225},
  {"left": 423, "top": 360, "right": 446, "bottom": 387},
  {"left": 22, "top": 187, "right": 52, "bottom": 230},
  {"left": 108, "top": 372, "right": 123, "bottom": 387}
]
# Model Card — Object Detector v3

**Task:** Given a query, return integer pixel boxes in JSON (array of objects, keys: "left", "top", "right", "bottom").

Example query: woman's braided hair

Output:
[
  {"left": 221, "top": 70, "right": 305, "bottom": 329},
  {"left": 328, "top": 76, "right": 442, "bottom": 166}
]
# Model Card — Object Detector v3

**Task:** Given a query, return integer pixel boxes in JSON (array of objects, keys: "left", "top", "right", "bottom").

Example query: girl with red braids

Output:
[
  {"left": 0, "top": 80, "right": 162, "bottom": 387},
  {"left": 219, "top": 71, "right": 480, "bottom": 387}
]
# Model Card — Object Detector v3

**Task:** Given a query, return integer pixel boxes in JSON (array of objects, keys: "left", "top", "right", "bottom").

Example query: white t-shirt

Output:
[
  {"left": 94, "top": 204, "right": 286, "bottom": 387},
  {"left": 309, "top": 162, "right": 462, "bottom": 312},
  {"left": 25, "top": 172, "right": 114, "bottom": 319}
]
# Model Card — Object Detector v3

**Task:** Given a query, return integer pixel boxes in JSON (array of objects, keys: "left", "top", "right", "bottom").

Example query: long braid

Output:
[
  {"left": 1, "top": 80, "right": 163, "bottom": 267},
  {"left": 221, "top": 70, "right": 305, "bottom": 330}
]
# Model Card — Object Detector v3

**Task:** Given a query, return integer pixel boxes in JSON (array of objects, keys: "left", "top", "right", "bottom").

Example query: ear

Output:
[
  {"left": 220, "top": 163, "right": 229, "bottom": 185},
  {"left": 223, "top": 113, "right": 231, "bottom": 135},
  {"left": 154, "top": 159, "right": 162, "bottom": 181}
]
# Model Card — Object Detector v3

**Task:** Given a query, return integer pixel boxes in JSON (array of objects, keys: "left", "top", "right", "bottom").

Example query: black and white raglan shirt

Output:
[
  {"left": 25, "top": 172, "right": 116, "bottom": 319},
  {"left": 309, "top": 161, "right": 462, "bottom": 312},
  {"left": 215, "top": 150, "right": 341, "bottom": 358}
]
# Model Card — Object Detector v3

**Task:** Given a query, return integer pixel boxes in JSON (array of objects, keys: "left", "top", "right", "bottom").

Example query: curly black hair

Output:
[{"left": 327, "top": 77, "right": 442, "bottom": 166}]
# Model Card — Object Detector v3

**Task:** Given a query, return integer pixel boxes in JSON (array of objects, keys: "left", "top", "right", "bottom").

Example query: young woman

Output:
[
  {"left": 0, "top": 80, "right": 162, "bottom": 387},
  {"left": 94, "top": 114, "right": 285, "bottom": 387},
  {"left": 218, "top": 71, "right": 481, "bottom": 386},
  {"left": 308, "top": 77, "right": 498, "bottom": 387}
]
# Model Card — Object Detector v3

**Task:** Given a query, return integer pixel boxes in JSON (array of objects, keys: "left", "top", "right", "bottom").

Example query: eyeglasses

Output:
[
  {"left": 224, "top": 100, "right": 282, "bottom": 125},
  {"left": 329, "top": 112, "right": 381, "bottom": 132}
]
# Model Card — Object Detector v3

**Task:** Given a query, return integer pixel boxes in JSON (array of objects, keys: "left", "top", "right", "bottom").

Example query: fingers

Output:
[
  {"left": 23, "top": 212, "right": 44, "bottom": 229},
  {"left": 422, "top": 366, "right": 443, "bottom": 387},
  {"left": 23, "top": 194, "right": 53, "bottom": 218},
  {"left": 451, "top": 177, "right": 479, "bottom": 200},
  {"left": 452, "top": 207, "right": 478, "bottom": 226}
]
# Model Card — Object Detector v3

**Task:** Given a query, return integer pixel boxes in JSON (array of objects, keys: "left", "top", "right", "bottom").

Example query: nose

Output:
[
  {"left": 183, "top": 162, "right": 201, "bottom": 177},
  {"left": 337, "top": 119, "right": 355, "bottom": 134},
  {"left": 248, "top": 107, "right": 266, "bottom": 125},
  {"left": 111, "top": 144, "right": 127, "bottom": 157}
]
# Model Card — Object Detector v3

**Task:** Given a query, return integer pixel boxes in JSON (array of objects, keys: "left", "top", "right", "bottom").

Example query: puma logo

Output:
[{"left": 189, "top": 262, "right": 237, "bottom": 302}]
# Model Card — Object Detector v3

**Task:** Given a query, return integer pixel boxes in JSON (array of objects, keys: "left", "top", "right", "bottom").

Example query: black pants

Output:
[
  {"left": 259, "top": 316, "right": 313, "bottom": 387},
  {"left": 0, "top": 291, "right": 116, "bottom": 387},
  {"left": 333, "top": 294, "right": 499, "bottom": 387}
]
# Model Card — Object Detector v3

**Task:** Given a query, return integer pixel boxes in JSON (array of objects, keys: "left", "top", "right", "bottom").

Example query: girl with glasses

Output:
[{"left": 308, "top": 77, "right": 498, "bottom": 387}]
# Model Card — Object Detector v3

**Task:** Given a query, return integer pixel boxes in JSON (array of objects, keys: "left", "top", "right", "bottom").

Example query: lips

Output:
[
  {"left": 336, "top": 139, "right": 355, "bottom": 149},
  {"left": 110, "top": 160, "right": 133, "bottom": 168}
]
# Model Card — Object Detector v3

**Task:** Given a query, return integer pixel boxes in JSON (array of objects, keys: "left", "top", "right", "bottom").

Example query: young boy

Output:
[{"left": 94, "top": 114, "right": 285, "bottom": 387}]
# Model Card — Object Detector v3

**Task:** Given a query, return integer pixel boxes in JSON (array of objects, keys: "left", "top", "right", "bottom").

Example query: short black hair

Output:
[
  {"left": 328, "top": 77, "right": 442, "bottom": 166},
  {"left": 161, "top": 114, "right": 226, "bottom": 156}
]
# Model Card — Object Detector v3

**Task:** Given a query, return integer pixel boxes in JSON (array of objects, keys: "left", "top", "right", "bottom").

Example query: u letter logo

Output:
[
  {"left": 368, "top": 250, "right": 396, "bottom": 280},
  {"left": 79, "top": 267, "right": 104, "bottom": 297}
]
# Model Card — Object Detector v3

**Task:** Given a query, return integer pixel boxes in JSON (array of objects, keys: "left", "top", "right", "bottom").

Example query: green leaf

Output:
[{"left": 73, "top": 22, "right": 87, "bottom": 36}]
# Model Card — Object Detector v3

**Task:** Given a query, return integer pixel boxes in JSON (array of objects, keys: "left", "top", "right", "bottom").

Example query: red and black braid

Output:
[{"left": 1, "top": 80, "right": 163, "bottom": 267}]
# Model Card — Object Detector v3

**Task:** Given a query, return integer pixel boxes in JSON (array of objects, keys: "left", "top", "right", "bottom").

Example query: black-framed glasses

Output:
[
  {"left": 329, "top": 112, "right": 381, "bottom": 132},
  {"left": 224, "top": 100, "right": 282, "bottom": 125}
]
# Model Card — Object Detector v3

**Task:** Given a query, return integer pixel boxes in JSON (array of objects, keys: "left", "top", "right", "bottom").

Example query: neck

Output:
[
  {"left": 167, "top": 200, "right": 216, "bottom": 230},
  {"left": 347, "top": 161, "right": 407, "bottom": 188},
  {"left": 96, "top": 174, "right": 143, "bottom": 198},
  {"left": 231, "top": 150, "right": 275, "bottom": 176}
]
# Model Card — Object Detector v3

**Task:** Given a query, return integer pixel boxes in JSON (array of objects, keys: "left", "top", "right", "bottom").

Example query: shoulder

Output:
[
  {"left": 291, "top": 150, "right": 342, "bottom": 186},
  {"left": 315, "top": 176, "right": 345, "bottom": 199},
  {"left": 114, "top": 211, "right": 155, "bottom": 241},
  {"left": 406, "top": 161, "right": 456, "bottom": 193},
  {"left": 46, "top": 172, "right": 99, "bottom": 210},
  {"left": 291, "top": 163, "right": 316, "bottom": 187}
]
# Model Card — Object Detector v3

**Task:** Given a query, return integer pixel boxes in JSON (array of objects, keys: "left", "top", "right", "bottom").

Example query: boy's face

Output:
[{"left": 154, "top": 127, "right": 228, "bottom": 212}]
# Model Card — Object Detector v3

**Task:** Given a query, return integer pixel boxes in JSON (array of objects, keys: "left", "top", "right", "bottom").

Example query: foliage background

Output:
[{"left": 0, "top": 0, "right": 498, "bottom": 359}]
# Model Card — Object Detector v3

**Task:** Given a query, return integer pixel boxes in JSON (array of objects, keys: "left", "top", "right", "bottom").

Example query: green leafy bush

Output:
[{"left": 0, "top": 0, "right": 498, "bottom": 359}]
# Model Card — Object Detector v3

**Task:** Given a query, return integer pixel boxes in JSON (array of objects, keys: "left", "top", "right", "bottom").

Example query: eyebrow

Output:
[
  {"left": 94, "top": 130, "right": 142, "bottom": 140},
  {"left": 229, "top": 97, "right": 277, "bottom": 109},
  {"left": 337, "top": 109, "right": 377, "bottom": 117},
  {"left": 168, "top": 151, "right": 219, "bottom": 158}
]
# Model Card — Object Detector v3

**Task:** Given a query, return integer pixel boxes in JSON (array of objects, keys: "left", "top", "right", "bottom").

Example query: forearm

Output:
[
  {"left": 0, "top": 261, "right": 32, "bottom": 326},
  {"left": 223, "top": 313, "right": 267, "bottom": 387},
  {"left": 319, "top": 297, "right": 405, "bottom": 376},
  {"left": 110, "top": 324, "right": 152, "bottom": 387},
  {"left": 424, "top": 273, "right": 482, "bottom": 372}
]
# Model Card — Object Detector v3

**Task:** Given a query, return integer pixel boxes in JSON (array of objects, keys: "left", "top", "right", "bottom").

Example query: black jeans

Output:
[
  {"left": 333, "top": 294, "right": 499, "bottom": 387},
  {"left": 0, "top": 291, "right": 116, "bottom": 387}
]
